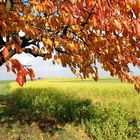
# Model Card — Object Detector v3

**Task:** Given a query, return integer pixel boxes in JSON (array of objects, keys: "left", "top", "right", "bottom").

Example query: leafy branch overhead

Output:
[{"left": 0, "top": 0, "right": 140, "bottom": 91}]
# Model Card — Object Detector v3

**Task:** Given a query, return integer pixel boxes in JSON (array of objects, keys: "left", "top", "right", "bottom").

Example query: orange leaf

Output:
[
  {"left": 16, "top": 74, "right": 25, "bottom": 86},
  {"left": 16, "top": 69, "right": 27, "bottom": 86},
  {"left": 1, "top": 22, "right": 7, "bottom": 29},
  {"left": 85, "top": 0, "right": 95, "bottom": 10},
  {"left": 2, "top": 48, "right": 9, "bottom": 59}
]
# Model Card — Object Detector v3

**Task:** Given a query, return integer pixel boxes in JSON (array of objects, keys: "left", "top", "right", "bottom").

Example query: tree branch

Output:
[
  {"left": 0, "top": 35, "right": 5, "bottom": 46},
  {"left": 20, "top": 36, "right": 39, "bottom": 48},
  {"left": 68, "top": 29, "right": 87, "bottom": 46},
  {"left": 0, "top": 49, "right": 16, "bottom": 66},
  {"left": 54, "top": 47, "right": 69, "bottom": 54},
  {"left": 0, "top": 35, "right": 39, "bottom": 66},
  {"left": 23, "top": 48, "right": 46, "bottom": 57}
]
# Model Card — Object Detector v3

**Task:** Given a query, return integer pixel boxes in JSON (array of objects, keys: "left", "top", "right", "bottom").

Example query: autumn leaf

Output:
[
  {"left": 2, "top": 48, "right": 9, "bottom": 59},
  {"left": 6, "top": 62, "right": 10, "bottom": 72},
  {"left": 27, "top": 68, "right": 35, "bottom": 80},
  {"left": 16, "top": 74, "right": 25, "bottom": 86},
  {"left": 1, "top": 22, "right": 7, "bottom": 30},
  {"left": 16, "top": 68, "right": 27, "bottom": 86},
  {"left": 43, "top": 38, "right": 53, "bottom": 46},
  {"left": 69, "top": 42, "right": 75, "bottom": 48},
  {"left": 85, "top": 0, "right": 94, "bottom": 10},
  {"left": 114, "top": 19, "right": 122, "bottom": 30},
  {"left": 77, "top": 0, "right": 84, "bottom": 10},
  {"left": 135, "top": 84, "right": 140, "bottom": 93},
  {"left": 116, "top": 45, "right": 121, "bottom": 52},
  {"left": 10, "top": 59, "right": 22, "bottom": 71},
  {"left": 11, "top": 43, "right": 22, "bottom": 54}
]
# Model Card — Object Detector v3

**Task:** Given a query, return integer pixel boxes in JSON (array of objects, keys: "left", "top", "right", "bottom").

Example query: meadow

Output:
[{"left": 0, "top": 78, "right": 140, "bottom": 139}]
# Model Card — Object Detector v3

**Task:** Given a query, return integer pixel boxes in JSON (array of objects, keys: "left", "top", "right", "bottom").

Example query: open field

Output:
[{"left": 0, "top": 78, "right": 140, "bottom": 139}]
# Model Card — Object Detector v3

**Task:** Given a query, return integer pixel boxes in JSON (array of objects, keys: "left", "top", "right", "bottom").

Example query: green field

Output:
[{"left": 0, "top": 78, "right": 140, "bottom": 139}]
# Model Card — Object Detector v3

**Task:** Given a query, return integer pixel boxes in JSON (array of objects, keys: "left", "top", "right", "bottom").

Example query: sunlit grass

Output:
[{"left": 9, "top": 78, "right": 139, "bottom": 111}]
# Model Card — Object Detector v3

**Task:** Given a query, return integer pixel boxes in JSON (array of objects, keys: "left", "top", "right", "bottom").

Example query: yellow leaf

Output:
[
  {"left": 55, "top": 40, "right": 59, "bottom": 46},
  {"left": 6, "top": 0, "right": 12, "bottom": 10},
  {"left": 45, "top": 22, "right": 49, "bottom": 28},
  {"left": 126, "top": 4, "right": 131, "bottom": 11},
  {"left": 94, "top": 37, "right": 98, "bottom": 42},
  {"left": 43, "top": 38, "right": 53, "bottom": 46},
  {"left": 92, "top": 73, "right": 96, "bottom": 77},
  {"left": 114, "top": 19, "right": 122, "bottom": 30},
  {"left": 118, "top": 54, "right": 122, "bottom": 60},
  {"left": 92, "top": 73, "right": 98, "bottom": 81},
  {"left": 79, "top": 44, "right": 83, "bottom": 49},
  {"left": 25, "top": 25, "right": 30, "bottom": 31},
  {"left": 69, "top": 42, "right": 75, "bottom": 48},
  {"left": 28, "top": 14, "right": 33, "bottom": 21},
  {"left": 117, "top": 45, "right": 121, "bottom": 52},
  {"left": 105, "top": 48, "right": 108, "bottom": 54},
  {"left": 71, "top": 25, "right": 76, "bottom": 30}
]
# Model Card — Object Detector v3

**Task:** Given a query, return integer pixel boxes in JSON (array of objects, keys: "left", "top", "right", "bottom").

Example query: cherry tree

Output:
[{"left": 0, "top": 0, "right": 139, "bottom": 91}]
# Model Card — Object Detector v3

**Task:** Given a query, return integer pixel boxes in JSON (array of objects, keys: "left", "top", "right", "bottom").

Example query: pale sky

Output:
[{"left": 0, "top": 53, "right": 139, "bottom": 80}]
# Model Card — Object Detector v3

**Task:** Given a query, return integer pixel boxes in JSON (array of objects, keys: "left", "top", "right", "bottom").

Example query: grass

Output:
[{"left": 0, "top": 78, "right": 140, "bottom": 139}]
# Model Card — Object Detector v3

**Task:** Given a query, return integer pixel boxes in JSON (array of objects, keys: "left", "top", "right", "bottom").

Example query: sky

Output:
[{"left": 0, "top": 53, "right": 139, "bottom": 81}]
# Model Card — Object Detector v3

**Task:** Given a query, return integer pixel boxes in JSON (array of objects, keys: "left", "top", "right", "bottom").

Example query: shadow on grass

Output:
[{"left": 0, "top": 87, "right": 96, "bottom": 134}]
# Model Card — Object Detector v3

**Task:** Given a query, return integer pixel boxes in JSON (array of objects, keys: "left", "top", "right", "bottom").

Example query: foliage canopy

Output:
[{"left": 0, "top": 0, "right": 139, "bottom": 91}]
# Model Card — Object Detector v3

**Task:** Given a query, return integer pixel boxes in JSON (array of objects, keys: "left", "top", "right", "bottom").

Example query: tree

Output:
[{"left": 0, "top": 0, "right": 139, "bottom": 91}]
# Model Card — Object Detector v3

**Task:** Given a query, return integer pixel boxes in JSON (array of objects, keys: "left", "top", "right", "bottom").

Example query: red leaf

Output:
[
  {"left": 16, "top": 74, "right": 25, "bottom": 86},
  {"left": 85, "top": 0, "right": 92, "bottom": 10},
  {"left": 27, "top": 68, "right": 35, "bottom": 80},
  {"left": 16, "top": 68, "right": 27, "bottom": 86},
  {"left": 12, "top": 67, "right": 16, "bottom": 74},
  {"left": 98, "top": 9, "right": 103, "bottom": 20},
  {"left": 77, "top": 0, "right": 84, "bottom": 10},
  {"left": 10, "top": 59, "right": 22, "bottom": 71},
  {"left": 6, "top": 62, "right": 10, "bottom": 72}
]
